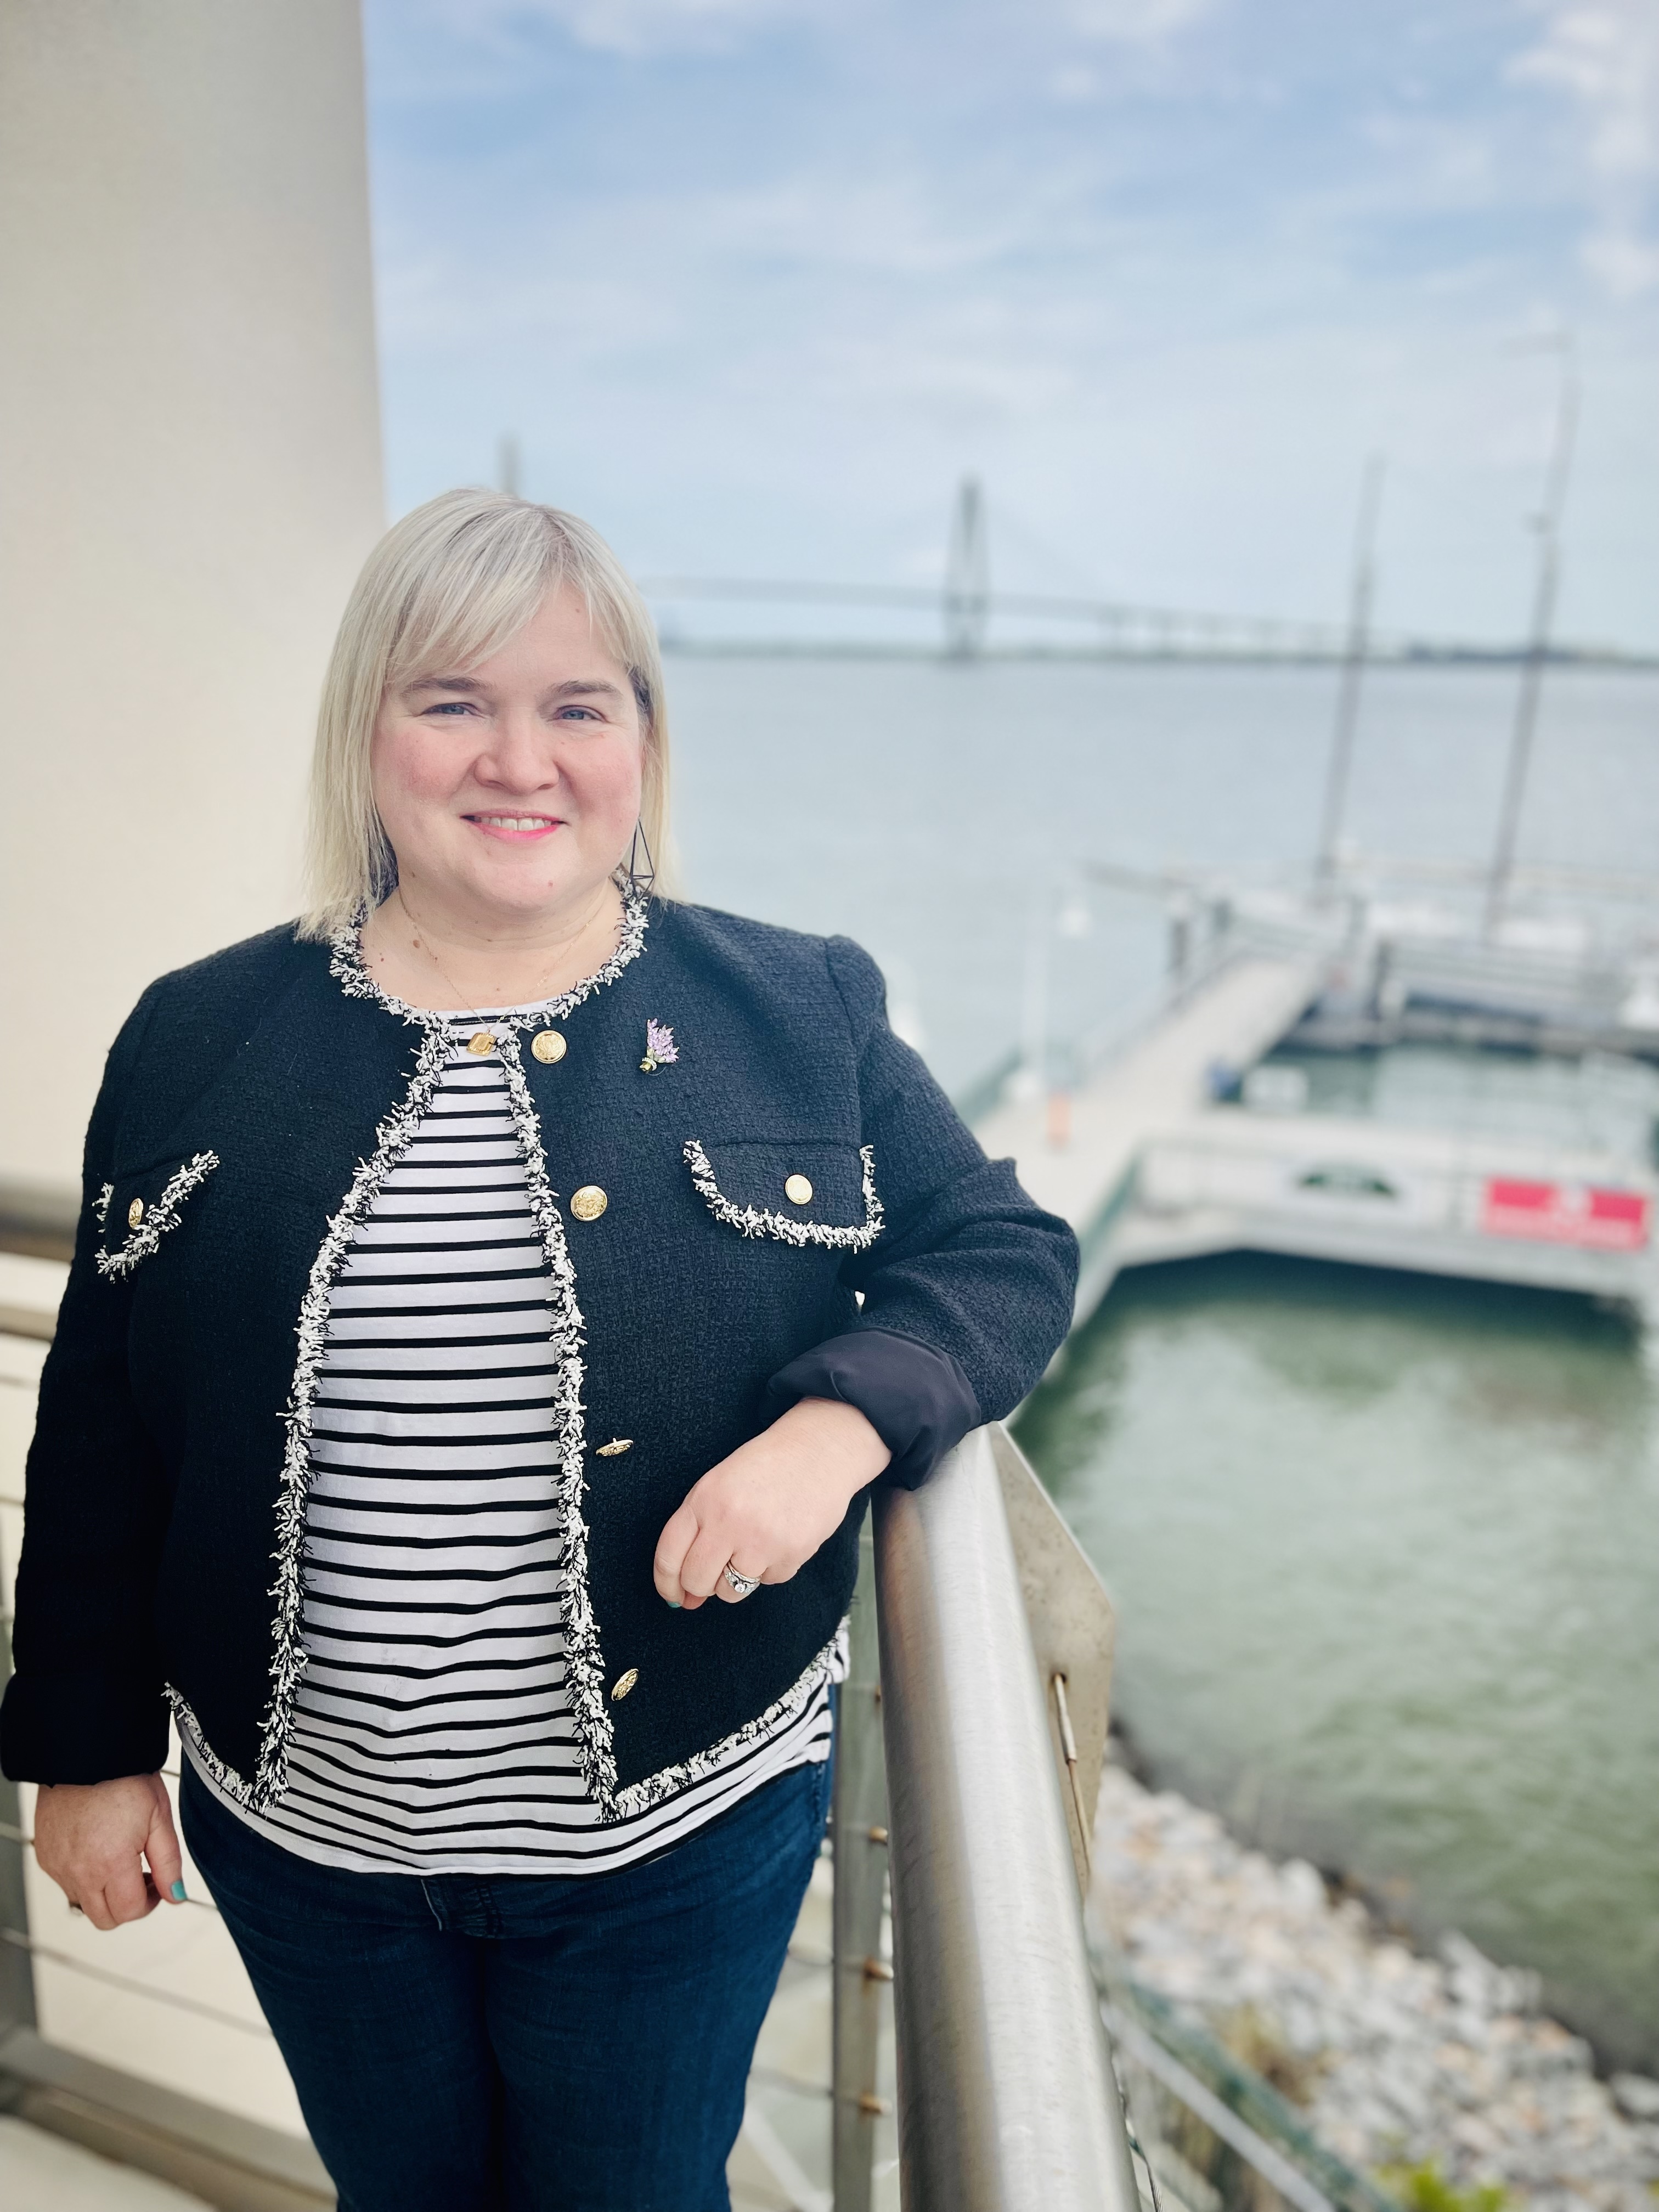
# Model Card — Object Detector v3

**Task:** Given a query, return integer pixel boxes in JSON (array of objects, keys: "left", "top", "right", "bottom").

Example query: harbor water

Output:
[
  {"left": 1019, "top": 1252, "right": 1659, "bottom": 2072},
  {"left": 669, "top": 651, "right": 1659, "bottom": 2070}
]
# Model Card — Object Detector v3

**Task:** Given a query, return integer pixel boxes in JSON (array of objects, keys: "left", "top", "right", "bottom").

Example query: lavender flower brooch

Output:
[{"left": 640, "top": 1019, "right": 679, "bottom": 1073}]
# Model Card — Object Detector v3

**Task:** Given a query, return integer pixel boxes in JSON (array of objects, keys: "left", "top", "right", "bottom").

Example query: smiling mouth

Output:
[{"left": 466, "top": 814, "right": 562, "bottom": 836}]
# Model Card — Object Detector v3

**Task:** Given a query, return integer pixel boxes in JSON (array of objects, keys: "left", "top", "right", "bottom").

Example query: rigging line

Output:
[{"left": 0, "top": 1926, "right": 272, "bottom": 2035}]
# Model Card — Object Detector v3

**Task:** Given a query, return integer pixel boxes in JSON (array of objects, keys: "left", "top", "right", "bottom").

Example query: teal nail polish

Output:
[
  {"left": 668, "top": 1599, "right": 682, "bottom": 1610},
  {"left": 170, "top": 1880, "right": 188, "bottom": 1903}
]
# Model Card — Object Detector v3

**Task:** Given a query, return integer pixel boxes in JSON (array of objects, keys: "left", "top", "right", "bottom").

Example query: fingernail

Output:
[
  {"left": 170, "top": 1880, "right": 188, "bottom": 1903},
  {"left": 668, "top": 1599, "right": 682, "bottom": 1610}
]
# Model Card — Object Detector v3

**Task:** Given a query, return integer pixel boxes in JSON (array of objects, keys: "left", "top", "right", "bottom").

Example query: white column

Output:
[{"left": 0, "top": 0, "right": 385, "bottom": 1180}]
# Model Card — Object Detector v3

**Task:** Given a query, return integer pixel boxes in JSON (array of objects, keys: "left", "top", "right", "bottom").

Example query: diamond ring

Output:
[{"left": 723, "top": 1562, "right": 762, "bottom": 1599}]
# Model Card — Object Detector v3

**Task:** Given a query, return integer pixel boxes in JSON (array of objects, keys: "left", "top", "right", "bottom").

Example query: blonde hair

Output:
[{"left": 299, "top": 488, "right": 669, "bottom": 939}]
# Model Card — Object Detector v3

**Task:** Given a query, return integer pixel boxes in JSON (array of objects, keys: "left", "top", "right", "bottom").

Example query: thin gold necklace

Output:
[{"left": 394, "top": 889, "right": 611, "bottom": 1054}]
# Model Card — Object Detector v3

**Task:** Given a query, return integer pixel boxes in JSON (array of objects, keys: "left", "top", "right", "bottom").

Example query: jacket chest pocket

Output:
[
  {"left": 96, "top": 1150, "right": 221, "bottom": 1280},
  {"left": 682, "top": 1138, "right": 882, "bottom": 1251}
]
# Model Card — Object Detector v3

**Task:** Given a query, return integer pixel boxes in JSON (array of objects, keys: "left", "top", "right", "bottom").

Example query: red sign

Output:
[{"left": 1481, "top": 1180, "right": 1650, "bottom": 1252}]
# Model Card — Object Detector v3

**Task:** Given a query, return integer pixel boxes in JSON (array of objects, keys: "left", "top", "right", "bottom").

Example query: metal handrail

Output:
[
  {"left": 0, "top": 1177, "right": 77, "bottom": 1264},
  {"left": 0, "top": 1178, "right": 74, "bottom": 1342},
  {"left": 871, "top": 1426, "right": 1139, "bottom": 2211}
]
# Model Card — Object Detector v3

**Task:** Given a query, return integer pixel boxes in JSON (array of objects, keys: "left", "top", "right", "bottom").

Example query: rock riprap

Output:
[{"left": 1090, "top": 1764, "right": 1659, "bottom": 2212}]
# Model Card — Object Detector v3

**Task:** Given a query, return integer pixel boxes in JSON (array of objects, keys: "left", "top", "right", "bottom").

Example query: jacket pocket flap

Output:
[
  {"left": 684, "top": 1138, "right": 882, "bottom": 1250},
  {"left": 97, "top": 1151, "right": 220, "bottom": 1279}
]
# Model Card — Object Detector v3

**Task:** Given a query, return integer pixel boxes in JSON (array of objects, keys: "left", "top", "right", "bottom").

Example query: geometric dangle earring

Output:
[{"left": 623, "top": 817, "right": 656, "bottom": 898}]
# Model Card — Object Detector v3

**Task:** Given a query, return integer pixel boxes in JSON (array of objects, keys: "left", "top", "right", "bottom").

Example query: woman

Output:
[{"left": 2, "top": 490, "right": 1077, "bottom": 2210}]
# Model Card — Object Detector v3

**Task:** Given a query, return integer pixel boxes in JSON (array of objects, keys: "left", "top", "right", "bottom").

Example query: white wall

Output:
[{"left": 0, "top": 0, "right": 385, "bottom": 1181}]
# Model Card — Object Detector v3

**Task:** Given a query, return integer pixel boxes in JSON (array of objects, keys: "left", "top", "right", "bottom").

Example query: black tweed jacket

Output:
[{"left": 1, "top": 897, "right": 1077, "bottom": 1819}]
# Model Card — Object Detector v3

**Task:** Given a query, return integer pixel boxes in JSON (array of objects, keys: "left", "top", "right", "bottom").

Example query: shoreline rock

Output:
[{"left": 1090, "top": 1762, "right": 1659, "bottom": 2212}]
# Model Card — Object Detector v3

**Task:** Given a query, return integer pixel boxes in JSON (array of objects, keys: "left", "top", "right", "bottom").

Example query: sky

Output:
[{"left": 362, "top": 0, "right": 1659, "bottom": 651}]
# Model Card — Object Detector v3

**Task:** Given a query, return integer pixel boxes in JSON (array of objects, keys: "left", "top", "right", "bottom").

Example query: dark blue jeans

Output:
[{"left": 181, "top": 1756, "right": 832, "bottom": 2212}]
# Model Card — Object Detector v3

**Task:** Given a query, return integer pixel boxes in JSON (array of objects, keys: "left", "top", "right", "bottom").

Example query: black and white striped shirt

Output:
[{"left": 183, "top": 1013, "right": 839, "bottom": 1875}]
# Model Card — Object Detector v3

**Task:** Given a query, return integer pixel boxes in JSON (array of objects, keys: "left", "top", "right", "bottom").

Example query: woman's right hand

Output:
[{"left": 31, "top": 1774, "right": 186, "bottom": 1929}]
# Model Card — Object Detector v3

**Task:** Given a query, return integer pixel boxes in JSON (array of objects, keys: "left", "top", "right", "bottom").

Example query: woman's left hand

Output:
[{"left": 653, "top": 1398, "right": 890, "bottom": 1611}]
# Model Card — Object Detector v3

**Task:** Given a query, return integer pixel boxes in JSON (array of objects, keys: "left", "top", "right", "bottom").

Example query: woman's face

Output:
[{"left": 370, "top": 584, "right": 645, "bottom": 930}]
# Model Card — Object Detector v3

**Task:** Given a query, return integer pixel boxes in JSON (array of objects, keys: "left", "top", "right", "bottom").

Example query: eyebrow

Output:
[
  {"left": 548, "top": 679, "right": 627, "bottom": 701},
  {"left": 404, "top": 675, "right": 627, "bottom": 702}
]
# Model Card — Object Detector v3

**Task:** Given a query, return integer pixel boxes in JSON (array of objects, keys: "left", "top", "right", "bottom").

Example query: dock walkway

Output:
[
  {"left": 974, "top": 952, "right": 1328, "bottom": 1318},
  {"left": 974, "top": 943, "right": 1659, "bottom": 1329}
]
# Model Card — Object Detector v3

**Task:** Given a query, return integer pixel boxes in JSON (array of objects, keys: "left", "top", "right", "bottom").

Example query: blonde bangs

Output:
[{"left": 300, "top": 489, "right": 670, "bottom": 940}]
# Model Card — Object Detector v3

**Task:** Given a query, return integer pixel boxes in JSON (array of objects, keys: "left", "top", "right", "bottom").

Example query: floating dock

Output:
[{"left": 978, "top": 918, "right": 1659, "bottom": 1328}]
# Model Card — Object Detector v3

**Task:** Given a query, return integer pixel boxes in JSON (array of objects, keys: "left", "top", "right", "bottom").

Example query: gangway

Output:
[{"left": 974, "top": 948, "right": 1332, "bottom": 1321}]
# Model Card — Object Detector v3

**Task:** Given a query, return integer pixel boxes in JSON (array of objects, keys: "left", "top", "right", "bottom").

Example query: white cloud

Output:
[
  {"left": 369, "top": 0, "right": 1659, "bottom": 647},
  {"left": 428, "top": 0, "right": 1217, "bottom": 62},
  {"left": 1511, "top": 0, "right": 1659, "bottom": 295},
  {"left": 1515, "top": 1, "right": 1659, "bottom": 176},
  {"left": 428, "top": 0, "right": 803, "bottom": 59},
  {"left": 1051, "top": 61, "right": 1102, "bottom": 100},
  {"left": 1065, "top": 0, "right": 1218, "bottom": 45}
]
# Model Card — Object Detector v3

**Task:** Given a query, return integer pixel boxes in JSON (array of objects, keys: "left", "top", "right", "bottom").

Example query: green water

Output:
[{"left": 1017, "top": 1254, "right": 1659, "bottom": 2071}]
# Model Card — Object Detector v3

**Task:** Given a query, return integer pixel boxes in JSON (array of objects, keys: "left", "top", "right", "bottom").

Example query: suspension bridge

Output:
[{"left": 638, "top": 477, "right": 1656, "bottom": 668}]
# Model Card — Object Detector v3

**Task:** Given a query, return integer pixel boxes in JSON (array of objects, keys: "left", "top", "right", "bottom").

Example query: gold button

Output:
[
  {"left": 595, "top": 1438, "right": 633, "bottom": 1457},
  {"left": 611, "top": 1667, "right": 639, "bottom": 1701},
  {"left": 466, "top": 1030, "right": 495, "bottom": 1057},
  {"left": 570, "top": 1185, "right": 608, "bottom": 1222},
  {"left": 127, "top": 1197, "right": 145, "bottom": 1229},
  {"left": 785, "top": 1175, "right": 814, "bottom": 1206},
  {"left": 531, "top": 1029, "right": 567, "bottom": 1064}
]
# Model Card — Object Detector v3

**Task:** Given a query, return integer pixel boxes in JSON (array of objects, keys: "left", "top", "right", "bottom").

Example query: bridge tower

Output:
[{"left": 944, "top": 475, "right": 991, "bottom": 658}]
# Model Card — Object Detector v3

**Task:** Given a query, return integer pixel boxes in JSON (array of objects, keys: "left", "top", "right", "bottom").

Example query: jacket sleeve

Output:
[
  {"left": 765, "top": 936, "right": 1079, "bottom": 1488},
  {"left": 1, "top": 988, "right": 174, "bottom": 1784}
]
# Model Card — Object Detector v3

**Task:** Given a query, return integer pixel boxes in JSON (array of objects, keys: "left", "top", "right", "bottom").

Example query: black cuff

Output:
[
  {"left": 0, "top": 1667, "right": 171, "bottom": 1786},
  {"left": 764, "top": 1328, "right": 980, "bottom": 1491}
]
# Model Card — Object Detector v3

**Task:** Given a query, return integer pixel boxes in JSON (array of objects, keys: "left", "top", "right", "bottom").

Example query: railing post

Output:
[
  {"left": 873, "top": 1427, "right": 1139, "bottom": 2212},
  {"left": 832, "top": 1513, "right": 889, "bottom": 2210}
]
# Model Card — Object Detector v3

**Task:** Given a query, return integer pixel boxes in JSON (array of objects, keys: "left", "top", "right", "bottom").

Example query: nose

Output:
[{"left": 476, "top": 704, "right": 560, "bottom": 794}]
